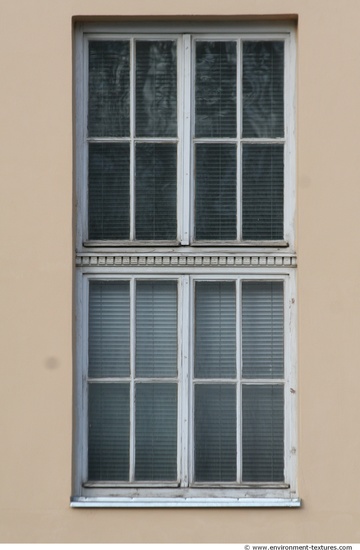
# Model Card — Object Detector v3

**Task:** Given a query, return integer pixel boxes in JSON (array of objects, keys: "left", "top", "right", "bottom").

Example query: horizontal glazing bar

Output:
[
  {"left": 88, "top": 377, "right": 179, "bottom": 383},
  {"left": 193, "top": 138, "right": 238, "bottom": 143},
  {"left": 88, "top": 138, "right": 179, "bottom": 143},
  {"left": 241, "top": 138, "right": 285, "bottom": 143},
  {"left": 192, "top": 139, "right": 286, "bottom": 144},
  {"left": 190, "top": 241, "right": 289, "bottom": 247},
  {"left": 193, "top": 379, "right": 285, "bottom": 384},
  {"left": 83, "top": 482, "right": 180, "bottom": 488},
  {"left": 83, "top": 240, "right": 181, "bottom": 247}
]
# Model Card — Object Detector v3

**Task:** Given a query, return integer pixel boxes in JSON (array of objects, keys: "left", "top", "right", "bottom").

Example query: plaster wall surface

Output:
[{"left": 1, "top": 0, "right": 359, "bottom": 542}]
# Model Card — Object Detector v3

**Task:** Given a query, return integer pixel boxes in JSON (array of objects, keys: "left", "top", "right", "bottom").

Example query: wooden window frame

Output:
[
  {"left": 75, "top": 22, "right": 296, "bottom": 251},
  {"left": 73, "top": 21, "right": 298, "bottom": 508}
]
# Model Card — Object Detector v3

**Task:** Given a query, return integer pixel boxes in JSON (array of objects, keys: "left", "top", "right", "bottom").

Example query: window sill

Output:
[
  {"left": 83, "top": 240, "right": 290, "bottom": 249},
  {"left": 71, "top": 496, "right": 301, "bottom": 508}
]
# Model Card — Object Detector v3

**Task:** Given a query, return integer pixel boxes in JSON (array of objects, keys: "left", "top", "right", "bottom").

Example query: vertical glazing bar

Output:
[
  {"left": 129, "top": 277, "right": 136, "bottom": 482},
  {"left": 188, "top": 277, "right": 195, "bottom": 484},
  {"left": 180, "top": 275, "right": 190, "bottom": 486},
  {"left": 287, "top": 271, "right": 297, "bottom": 491},
  {"left": 236, "top": 277, "right": 242, "bottom": 483},
  {"left": 284, "top": 34, "right": 295, "bottom": 247},
  {"left": 189, "top": 36, "right": 196, "bottom": 244},
  {"left": 238, "top": 39, "right": 242, "bottom": 242},
  {"left": 129, "top": 38, "right": 135, "bottom": 241},
  {"left": 83, "top": 36, "right": 90, "bottom": 243},
  {"left": 82, "top": 276, "right": 90, "bottom": 483},
  {"left": 182, "top": 35, "right": 191, "bottom": 245}
]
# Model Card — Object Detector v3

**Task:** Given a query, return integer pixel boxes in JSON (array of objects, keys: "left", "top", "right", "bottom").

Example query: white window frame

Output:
[
  {"left": 73, "top": 266, "right": 298, "bottom": 507},
  {"left": 73, "top": 21, "right": 298, "bottom": 508},
  {"left": 75, "top": 22, "right": 296, "bottom": 251}
]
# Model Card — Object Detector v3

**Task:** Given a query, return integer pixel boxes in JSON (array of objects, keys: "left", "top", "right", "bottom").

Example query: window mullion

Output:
[{"left": 129, "top": 277, "right": 136, "bottom": 482}]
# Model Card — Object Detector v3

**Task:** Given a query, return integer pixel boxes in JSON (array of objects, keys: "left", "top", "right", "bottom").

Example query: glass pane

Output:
[
  {"left": 135, "top": 383, "right": 178, "bottom": 481},
  {"left": 136, "top": 281, "right": 177, "bottom": 378},
  {"left": 242, "top": 282, "right": 284, "bottom": 379},
  {"left": 136, "top": 41, "right": 177, "bottom": 137},
  {"left": 242, "top": 41, "right": 284, "bottom": 138},
  {"left": 242, "top": 144, "right": 283, "bottom": 240},
  {"left": 88, "top": 143, "right": 130, "bottom": 240},
  {"left": 88, "top": 41, "right": 130, "bottom": 137},
  {"left": 195, "top": 282, "right": 236, "bottom": 379},
  {"left": 195, "top": 41, "right": 237, "bottom": 138},
  {"left": 195, "top": 384, "right": 236, "bottom": 481},
  {"left": 195, "top": 144, "right": 237, "bottom": 240},
  {"left": 135, "top": 143, "right": 177, "bottom": 240},
  {"left": 242, "top": 385, "right": 284, "bottom": 482},
  {"left": 88, "top": 383, "right": 130, "bottom": 481},
  {"left": 89, "top": 281, "right": 130, "bottom": 378}
]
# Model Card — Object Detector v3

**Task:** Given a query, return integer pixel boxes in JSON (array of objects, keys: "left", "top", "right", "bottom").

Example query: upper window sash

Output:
[{"left": 75, "top": 26, "right": 295, "bottom": 249}]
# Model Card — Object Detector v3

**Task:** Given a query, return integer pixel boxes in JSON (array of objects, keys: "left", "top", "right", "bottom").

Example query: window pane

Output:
[
  {"left": 195, "top": 41, "right": 237, "bottom": 138},
  {"left": 135, "top": 383, "right": 178, "bottom": 481},
  {"left": 136, "top": 281, "right": 177, "bottom": 378},
  {"left": 88, "top": 143, "right": 130, "bottom": 240},
  {"left": 135, "top": 143, "right": 177, "bottom": 240},
  {"left": 195, "top": 144, "right": 237, "bottom": 240},
  {"left": 242, "top": 144, "right": 283, "bottom": 240},
  {"left": 88, "top": 383, "right": 130, "bottom": 481},
  {"left": 242, "top": 41, "right": 284, "bottom": 138},
  {"left": 242, "top": 385, "right": 284, "bottom": 482},
  {"left": 242, "top": 282, "right": 284, "bottom": 379},
  {"left": 136, "top": 41, "right": 177, "bottom": 137},
  {"left": 88, "top": 41, "right": 130, "bottom": 138},
  {"left": 195, "top": 384, "right": 236, "bottom": 481},
  {"left": 89, "top": 281, "right": 130, "bottom": 378},
  {"left": 195, "top": 282, "right": 236, "bottom": 379}
]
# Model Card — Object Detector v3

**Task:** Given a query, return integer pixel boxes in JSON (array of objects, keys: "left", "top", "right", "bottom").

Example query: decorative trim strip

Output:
[{"left": 76, "top": 254, "right": 297, "bottom": 268}]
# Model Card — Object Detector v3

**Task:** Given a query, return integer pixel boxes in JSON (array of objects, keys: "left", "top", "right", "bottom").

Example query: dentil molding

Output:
[{"left": 76, "top": 253, "right": 297, "bottom": 268}]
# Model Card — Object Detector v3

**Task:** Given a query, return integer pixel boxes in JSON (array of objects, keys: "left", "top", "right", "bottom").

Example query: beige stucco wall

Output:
[{"left": 1, "top": 0, "right": 360, "bottom": 542}]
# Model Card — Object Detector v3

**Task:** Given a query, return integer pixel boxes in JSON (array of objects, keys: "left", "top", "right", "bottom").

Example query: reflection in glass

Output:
[
  {"left": 136, "top": 281, "right": 178, "bottom": 378},
  {"left": 135, "top": 383, "right": 178, "bottom": 481},
  {"left": 242, "top": 41, "right": 284, "bottom": 138},
  {"left": 88, "top": 41, "right": 130, "bottom": 137},
  {"left": 242, "top": 385, "right": 284, "bottom": 482},
  {"left": 88, "top": 383, "right": 130, "bottom": 481},
  {"left": 242, "top": 144, "right": 283, "bottom": 240},
  {"left": 89, "top": 281, "right": 130, "bottom": 378},
  {"left": 195, "top": 144, "right": 237, "bottom": 240},
  {"left": 89, "top": 143, "right": 130, "bottom": 239},
  {"left": 195, "top": 41, "right": 237, "bottom": 138},
  {"left": 242, "top": 282, "right": 284, "bottom": 379},
  {"left": 195, "top": 384, "right": 237, "bottom": 481},
  {"left": 135, "top": 143, "right": 177, "bottom": 240},
  {"left": 88, "top": 143, "right": 130, "bottom": 240},
  {"left": 195, "top": 282, "right": 236, "bottom": 379},
  {"left": 136, "top": 41, "right": 177, "bottom": 137}
]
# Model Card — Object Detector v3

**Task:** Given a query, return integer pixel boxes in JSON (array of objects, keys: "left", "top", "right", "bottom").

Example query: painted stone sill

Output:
[{"left": 71, "top": 497, "right": 301, "bottom": 508}]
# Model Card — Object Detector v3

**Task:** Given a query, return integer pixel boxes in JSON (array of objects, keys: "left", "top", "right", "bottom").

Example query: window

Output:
[{"left": 73, "top": 22, "right": 298, "bottom": 507}]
